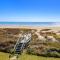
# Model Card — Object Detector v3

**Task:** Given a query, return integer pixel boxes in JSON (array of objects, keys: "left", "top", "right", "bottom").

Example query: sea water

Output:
[{"left": 0, "top": 22, "right": 60, "bottom": 26}]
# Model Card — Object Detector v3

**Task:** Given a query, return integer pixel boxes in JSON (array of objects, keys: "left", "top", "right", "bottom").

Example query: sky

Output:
[{"left": 0, "top": 0, "right": 60, "bottom": 22}]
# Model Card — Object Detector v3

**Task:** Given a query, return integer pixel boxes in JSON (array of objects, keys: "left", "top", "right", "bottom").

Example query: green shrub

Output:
[
  {"left": 43, "top": 51, "right": 60, "bottom": 58},
  {"left": 27, "top": 47, "right": 60, "bottom": 58},
  {"left": 27, "top": 48, "right": 35, "bottom": 55}
]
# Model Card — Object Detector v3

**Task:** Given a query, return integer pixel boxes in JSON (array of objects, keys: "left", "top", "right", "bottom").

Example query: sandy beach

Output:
[{"left": 0, "top": 25, "right": 60, "bottom": 31}]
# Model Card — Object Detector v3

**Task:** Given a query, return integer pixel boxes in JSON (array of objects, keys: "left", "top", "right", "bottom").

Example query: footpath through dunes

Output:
[
  {"left": 0, "top": 52, "right": 60, "bottom": 60},
  {"left": 34, "top": 29, "right": 46, "bottom": 41}
]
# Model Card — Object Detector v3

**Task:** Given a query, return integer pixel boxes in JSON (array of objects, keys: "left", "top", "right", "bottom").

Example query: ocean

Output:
[{"left": 0, "top": 22, "right": 60, "bottom": 26}]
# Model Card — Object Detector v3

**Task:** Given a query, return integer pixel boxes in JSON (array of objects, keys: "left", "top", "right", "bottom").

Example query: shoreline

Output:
[{"left": 0, "top": 25, "right": 60, "bottom": 31}]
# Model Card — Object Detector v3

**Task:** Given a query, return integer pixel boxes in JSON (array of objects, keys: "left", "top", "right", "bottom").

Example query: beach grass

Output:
[
  {"left": 0, "top": 52, "right": 9, "bottom": 60},
  {"left": 0, "top": 52, "right": 60, "bottom": 60}
]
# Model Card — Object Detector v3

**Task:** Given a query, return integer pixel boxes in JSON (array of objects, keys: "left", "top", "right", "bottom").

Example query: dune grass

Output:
[
  {"left": 0, "top": 52, "right": 60, "bottom": 60},
  {"left": 19, "top": 53, "right": 60, "bottom": 60},
  {"left": 0, "top": 52, "right": 9, "bottom": 60}
]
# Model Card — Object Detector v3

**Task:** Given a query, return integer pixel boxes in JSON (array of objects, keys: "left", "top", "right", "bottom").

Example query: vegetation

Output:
[
  {"left": 0, "top": 28, "right": 60, "bottom": 58},
  {"left": 0, "top": 52, "right": 60, "bottom": 60},
  {"left": 27, "top": 47, "right": 60, "bottom": 58}
]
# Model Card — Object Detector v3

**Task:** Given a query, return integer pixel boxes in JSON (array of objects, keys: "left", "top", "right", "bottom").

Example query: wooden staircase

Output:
[{"left": 9, "top": 33, "right": 32, "bottom": 60}]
